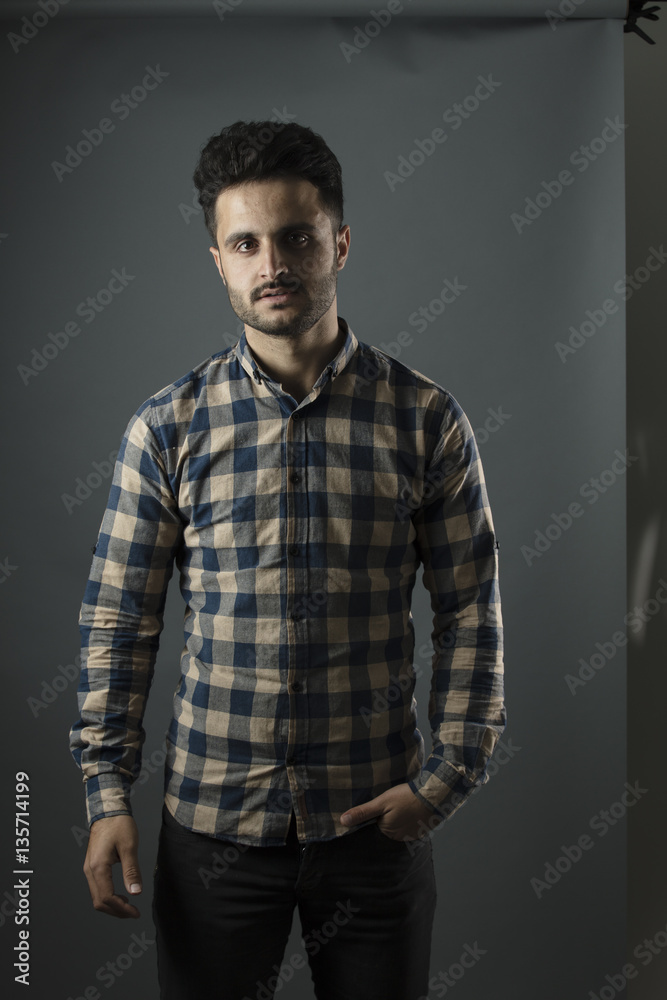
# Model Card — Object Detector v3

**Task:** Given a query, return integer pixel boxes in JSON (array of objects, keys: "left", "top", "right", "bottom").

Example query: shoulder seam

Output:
[
  {"left": 138, "top": 348, "right": 236, "bottom": 409},
  {"left": 358, "top": 342, "right": 452, "bottom": 398}
]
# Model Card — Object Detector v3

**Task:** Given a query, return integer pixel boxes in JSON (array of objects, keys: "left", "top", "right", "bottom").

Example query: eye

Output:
[
  {"left": 287, "top": 233, "right": 309, "bottom": 246},
  {"left": 237, "top": 240, "right": 255, "bottom": 252}
]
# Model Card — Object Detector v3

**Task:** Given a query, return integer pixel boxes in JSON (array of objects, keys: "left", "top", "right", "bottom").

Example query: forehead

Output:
[{"left": 214, "top": 176, "right": 327, "bottom": 234}]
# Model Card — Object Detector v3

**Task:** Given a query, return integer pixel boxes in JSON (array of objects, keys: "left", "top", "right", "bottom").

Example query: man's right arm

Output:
[{"left": 69, "top": 405, "right": 183, "bottom": 915}]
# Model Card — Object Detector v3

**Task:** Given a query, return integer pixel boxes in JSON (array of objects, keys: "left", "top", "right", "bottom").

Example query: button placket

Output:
[{"left": 285, "top": 407, "right": 309, "bottom": 805}]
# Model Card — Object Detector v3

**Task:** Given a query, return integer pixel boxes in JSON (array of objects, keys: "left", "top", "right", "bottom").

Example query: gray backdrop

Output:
[{"left": 0, "top": 9, "right": 630, "bottom": 1000}]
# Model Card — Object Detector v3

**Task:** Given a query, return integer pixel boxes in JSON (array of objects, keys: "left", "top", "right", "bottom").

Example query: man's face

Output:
[{"left": 209, "top": 176, "right": 349, "bottom": 339}]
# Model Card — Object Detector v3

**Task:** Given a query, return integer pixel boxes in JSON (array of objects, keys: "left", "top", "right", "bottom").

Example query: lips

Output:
[{"left": 260, "top": 287, "right": 298, "bottom": 298}]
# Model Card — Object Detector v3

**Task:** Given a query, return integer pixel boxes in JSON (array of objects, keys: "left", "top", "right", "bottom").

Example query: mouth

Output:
[{"left": 259, "top": 287, "right": 299, "bottom": 303}]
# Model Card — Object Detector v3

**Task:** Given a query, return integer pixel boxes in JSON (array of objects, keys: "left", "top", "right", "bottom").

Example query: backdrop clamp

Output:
[{"left": 625, "top": 1, "right": 663, "bottom": 44}]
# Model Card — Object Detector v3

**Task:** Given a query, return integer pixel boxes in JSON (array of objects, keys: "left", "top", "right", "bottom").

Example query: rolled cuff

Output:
[
  {"left": 409, "top": 758, "right": 483, "bottom": 822},
  {"left": 83, "top": 772, "right": 134, "bottom": 827}
]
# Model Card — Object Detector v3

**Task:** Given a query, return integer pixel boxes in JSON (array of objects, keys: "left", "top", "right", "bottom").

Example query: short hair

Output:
[{"left": 193, "top": 120, "right": 344, "bottom": 246}]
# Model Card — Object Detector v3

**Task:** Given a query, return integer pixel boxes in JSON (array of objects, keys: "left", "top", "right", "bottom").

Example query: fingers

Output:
[
  {"left": 120, "top": 842, "right": 143, "bottom": 898},
  {"left": 340, "top": 791, "right": 388, "bottom": 827},
  {"left": 83, "top": 815, "right": 142, "bottom": 919}
]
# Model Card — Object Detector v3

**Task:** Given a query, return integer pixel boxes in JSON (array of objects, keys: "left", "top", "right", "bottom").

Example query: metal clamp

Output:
[{"left": 625, "top": 0, "right": 663, "bottom": 44}]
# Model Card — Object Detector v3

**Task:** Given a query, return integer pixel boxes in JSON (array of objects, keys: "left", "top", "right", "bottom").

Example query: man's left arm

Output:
[
  {"left": 406, "top": 394, "right": 506, "bottom": 829},
  {"left": 341, "top": 394, "right": 505, "bottom": 839}
]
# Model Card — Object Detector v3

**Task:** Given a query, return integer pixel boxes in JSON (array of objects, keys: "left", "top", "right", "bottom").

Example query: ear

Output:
[
  {"left": 209, "top": 245, "right": 227, "bottom": 285},
  {"left": 336, "top": 224, "right": 351, "bottom": 271}
]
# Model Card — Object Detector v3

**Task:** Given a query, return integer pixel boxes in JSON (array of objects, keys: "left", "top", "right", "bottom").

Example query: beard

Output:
[{"left": 224, "top": 254, "right": 338, "bottom": 339}]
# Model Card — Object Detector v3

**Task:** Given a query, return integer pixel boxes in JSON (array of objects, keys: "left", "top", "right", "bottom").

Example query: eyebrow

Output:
[{"left": 222, "top": 222, "right": 319, "bottom": 250}]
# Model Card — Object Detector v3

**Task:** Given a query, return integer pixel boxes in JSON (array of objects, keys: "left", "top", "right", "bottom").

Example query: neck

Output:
[{"left": 245, "top": 306, "right": 344, "bottom": 403}]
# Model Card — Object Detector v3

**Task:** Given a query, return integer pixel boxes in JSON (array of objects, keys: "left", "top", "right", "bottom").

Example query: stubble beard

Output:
[{"left": 225, "top": 255, "right": 339, "bottom": 340}]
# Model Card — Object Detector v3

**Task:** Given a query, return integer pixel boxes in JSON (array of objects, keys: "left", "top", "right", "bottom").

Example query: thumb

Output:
[
  {"left": 340, "top": 793, "right": 386, "bottom": 827},
  {"left": 119, "top": 843, "right": 142, "bottom": 896}
]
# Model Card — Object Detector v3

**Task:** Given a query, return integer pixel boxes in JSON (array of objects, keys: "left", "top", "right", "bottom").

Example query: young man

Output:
[{"left": 70, "top": 120, "right": 505, "bottom": 1000}]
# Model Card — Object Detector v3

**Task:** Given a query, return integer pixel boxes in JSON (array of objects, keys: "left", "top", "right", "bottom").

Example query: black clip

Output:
[{"left": 625, "top": 1, "right": 662, "bottom": 44}]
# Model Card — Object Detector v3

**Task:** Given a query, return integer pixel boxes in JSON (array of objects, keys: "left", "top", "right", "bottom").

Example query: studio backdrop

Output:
[{"left": 1, "top": 3, "right": 628, "bottom": 999}]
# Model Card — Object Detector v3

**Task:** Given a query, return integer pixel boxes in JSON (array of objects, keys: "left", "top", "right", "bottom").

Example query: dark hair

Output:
[{"left": 193, "top": 120, "right": 344, "bottom": 247}]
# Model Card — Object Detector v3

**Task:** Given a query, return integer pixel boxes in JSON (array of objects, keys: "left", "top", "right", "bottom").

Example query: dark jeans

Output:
[{"left": 152, "top": 804, "right": 437, "bottom": 1000}]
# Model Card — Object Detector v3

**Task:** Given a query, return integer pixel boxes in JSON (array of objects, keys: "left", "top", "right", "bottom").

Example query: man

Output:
[{"left": 70, "top": 120, "right": 505, "bottom": 1000}]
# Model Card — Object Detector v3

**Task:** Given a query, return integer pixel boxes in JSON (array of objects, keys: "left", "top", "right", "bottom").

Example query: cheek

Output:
[
  {"left": 225, "top": 268, "right": 252, "bottom": 293},
  {"left": 294, "top": 248, "right": 333, "bottom": 280}
]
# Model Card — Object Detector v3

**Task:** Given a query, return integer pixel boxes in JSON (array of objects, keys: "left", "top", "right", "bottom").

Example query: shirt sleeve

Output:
[
  {"left": 68, "top": 405, "right": 183, "bottom": 827},
  {"left": 408, "top": 393, "right": 506, "bottom": 822}
]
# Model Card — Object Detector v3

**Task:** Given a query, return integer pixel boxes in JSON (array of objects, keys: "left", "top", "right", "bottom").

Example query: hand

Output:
[
  {"left": 339, "top": 783, "right": 438, "bottom": 841},
  {"left": 83, "top": 814, "right": 142, "bottom": 918}
]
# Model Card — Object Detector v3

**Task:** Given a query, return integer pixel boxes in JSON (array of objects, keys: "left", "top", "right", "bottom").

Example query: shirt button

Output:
[
  {"left": 285, "top": 756, "right": 295, "bottom": 766},
  {"left": 292, "top": 681, "right": 302, "bottom": 692},
  {"left": 291, "top": 611, "right": 303, "bottom": 621},
  {"left": 288, "top": 545, "right": 299, "bottom": 557},
  {"left": 290, "top": 472, "right": 300, "bottom": 484}
]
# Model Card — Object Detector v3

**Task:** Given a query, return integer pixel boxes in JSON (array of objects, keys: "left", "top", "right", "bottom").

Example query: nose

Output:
[{"left": 257, "top": 240, "right": 289, "bottom": 281}]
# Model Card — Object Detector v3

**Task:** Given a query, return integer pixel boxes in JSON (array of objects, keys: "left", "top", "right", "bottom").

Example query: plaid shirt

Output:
[{"left": 69, "top": 316, "right": 505, "bottom": 846}]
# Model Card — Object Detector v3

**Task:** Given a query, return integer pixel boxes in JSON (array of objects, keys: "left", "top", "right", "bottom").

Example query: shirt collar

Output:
[{"left": 234, "top": 315, "right": 359, "bottom": 391}]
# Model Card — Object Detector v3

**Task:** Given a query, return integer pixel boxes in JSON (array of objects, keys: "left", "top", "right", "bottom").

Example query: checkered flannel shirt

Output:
[{"left": 69, "top": 316, "right": 505, "bottom": 845}]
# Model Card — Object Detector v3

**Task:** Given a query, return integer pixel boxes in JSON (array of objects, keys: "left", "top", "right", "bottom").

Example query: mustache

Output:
[{"left": 255, "top": 276, "right": 302, "bottom": 298}]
